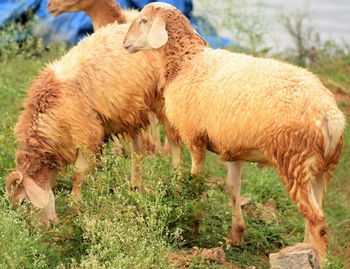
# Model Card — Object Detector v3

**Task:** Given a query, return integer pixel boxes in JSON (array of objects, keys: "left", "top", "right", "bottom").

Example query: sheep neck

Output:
[
  {"left": 159, "top": 10, "right": 207, "bottom": 85},
  {"left": 85, "top": 0, "right": 126, "bottom": 30},
  {"left": 15, "top": 70, "right": 64, "bottom": 171}
]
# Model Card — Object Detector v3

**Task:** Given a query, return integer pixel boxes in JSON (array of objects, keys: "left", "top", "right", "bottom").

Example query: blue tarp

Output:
[{"left": 0, "top": 0, "right": 230, "bottom": 48}]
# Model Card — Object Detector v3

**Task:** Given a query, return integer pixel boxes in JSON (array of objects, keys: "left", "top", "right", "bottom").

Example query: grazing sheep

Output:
[
  {"left": 47, "top": 0, "right": 166, "bottom": 155},
  {"left": 123, "top": 3, "right": 345, "bottom": 264},
  {"left": 6, "top": 22, "right": 181, "bottom": 225}
]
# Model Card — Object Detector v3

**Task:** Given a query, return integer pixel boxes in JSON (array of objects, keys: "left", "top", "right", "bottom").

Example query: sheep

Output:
[
  {"left": 123, "top": 3, "right": 345, "bottom": 264},
  {"left": 47, "top": 0, "right": 167, "bottom": 155},
  {"left": 6, "top": 22, "right": 181, "bottom": 226},
  {"left": 48, "top": 0, "right": 139, "bottom": 30}
]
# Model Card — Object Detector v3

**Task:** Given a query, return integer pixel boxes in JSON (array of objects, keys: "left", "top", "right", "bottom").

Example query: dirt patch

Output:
[
  {"left": 256, "top": 198, "right": 278, "bottom": 224},
  {"left": 168, "top": 247, "right": 240, "bottom": 268},
  {"left": 334, "top": 91, "right": 350, "bottom": 105}
]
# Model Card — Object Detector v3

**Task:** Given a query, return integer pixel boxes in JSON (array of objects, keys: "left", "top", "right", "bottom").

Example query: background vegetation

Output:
[{"left": 0, "top": 1, "right": 349, "bottom": 268}]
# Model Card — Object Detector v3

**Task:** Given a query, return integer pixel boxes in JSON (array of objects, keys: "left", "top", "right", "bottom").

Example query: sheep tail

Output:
[{"left": 321, "top": 111, "right": 345, "bottom": 162}]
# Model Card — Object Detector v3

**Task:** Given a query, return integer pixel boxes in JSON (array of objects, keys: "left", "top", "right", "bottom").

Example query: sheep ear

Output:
[
  {"left": 147, "top": 17, "right": 168, "bottom": 49},
  {"left": 23, "top": 177, "right": 50, "bottom": 209},
  {"left": 6, "top": 171, "right": 23, "bottom": 195}
]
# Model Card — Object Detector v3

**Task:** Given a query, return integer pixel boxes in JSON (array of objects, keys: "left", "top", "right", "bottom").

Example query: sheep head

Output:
[
  {"left": 6, "top": 168, "right": 57, "bottom": 226},
  {"left": 47, "top": 0, "right": 94, "bottom": 16},
  {"left": 123, "top": 3, "right": 176, "bottom": 53}
]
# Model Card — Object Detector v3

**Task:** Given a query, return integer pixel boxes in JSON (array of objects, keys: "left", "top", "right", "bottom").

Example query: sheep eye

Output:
[{"left": 141, "top": 17, "right": 148, "bottom": 24}]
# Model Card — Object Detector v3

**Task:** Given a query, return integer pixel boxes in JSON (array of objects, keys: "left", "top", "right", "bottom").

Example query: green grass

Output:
[{"left": 0, "top": 48, "right": 349, "bottom": 269}]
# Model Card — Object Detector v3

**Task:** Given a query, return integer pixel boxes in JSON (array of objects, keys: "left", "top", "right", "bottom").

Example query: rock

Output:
[
  {"left": 269, "top": 243, "right": 321, "bottom": 269},
  {"left": 201, "top": 247, "right": 226, "bottom": 264},
  {"left": 240, "top": 196, "right": 252, "bottom": 207}
]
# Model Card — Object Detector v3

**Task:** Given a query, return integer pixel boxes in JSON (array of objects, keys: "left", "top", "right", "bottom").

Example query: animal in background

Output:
[{"left": 47, "top": 0, "right": 167, "bottom": 155}]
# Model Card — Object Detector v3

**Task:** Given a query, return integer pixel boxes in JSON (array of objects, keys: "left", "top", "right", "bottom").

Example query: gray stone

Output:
[{"left": 269, "top": 244, "right": 321, "bottom": 269}]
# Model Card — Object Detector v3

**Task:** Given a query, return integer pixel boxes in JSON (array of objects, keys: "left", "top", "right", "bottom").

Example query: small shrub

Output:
[
  {"left": 280, "top": 10, "right": 321, "bottom": 66},
  {"left": 0, "top": 12, "right": 66, "bottom": 63},
  {"left": 0, "top": 199, "right": 49, "bottom": 269}
]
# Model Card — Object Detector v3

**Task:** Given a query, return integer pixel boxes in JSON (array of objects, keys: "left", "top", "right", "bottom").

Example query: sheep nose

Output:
[
  {"left": 123, "top": 40, "right": 132, "bottom": 50},
  {"left": 123, "top": 40, "right": 129, "bottom": 47}
]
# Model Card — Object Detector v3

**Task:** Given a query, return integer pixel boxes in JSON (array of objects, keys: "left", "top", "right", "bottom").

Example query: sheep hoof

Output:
[
  {"left": 131, "top": 185, "right": 154, "bottom": 194},
  {"left": 131, "top": 185, "right": 142, "bottom": 191},
  {"left": 228, "top": 224, "right": 245, "bottom": 246}
]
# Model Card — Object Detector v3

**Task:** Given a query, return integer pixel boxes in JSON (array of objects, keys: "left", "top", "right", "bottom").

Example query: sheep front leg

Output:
[
  {"left": 169, "top": 139, "right": 182, "bottom": 169},
  {"left": 187, "top": 143, "right": 206, "bottom": 175},
  {"left": 72, "top": 149, "right": 92, "bottom": 202},
  {"left": 187, "top": 142, "right": 206, "bottom": 234},
  {"left": 131, "top": 135, "right": 144, "bottom": 189},
  {"left": 226, "top": 161, "right": 245, "bottom": 245},
  {"left": 111, "top": 134, "right": 124, "bottom": 155}
]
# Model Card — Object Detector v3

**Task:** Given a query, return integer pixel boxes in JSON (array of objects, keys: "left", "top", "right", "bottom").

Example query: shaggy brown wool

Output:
[
  {"left": 7, "top": 23, "right": 182, "bottom": 225},
  {"left": 157, "top": 8, "right": 207, "bottom": 84},
  {"left": 15, "top": 70, "right": 64, "bottom": 171}
]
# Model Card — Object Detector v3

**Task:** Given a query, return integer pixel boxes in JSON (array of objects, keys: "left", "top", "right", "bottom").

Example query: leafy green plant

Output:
[
  {"left": 0, "top": 11, "right": 66, "bottom": 63},
  {"left": 0, "top": 201, "right": 50, "bottom": 269}
]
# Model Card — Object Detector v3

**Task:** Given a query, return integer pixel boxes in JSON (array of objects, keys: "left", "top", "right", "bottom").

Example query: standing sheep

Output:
[
  {"left": 6, "top": 22, "right": 181, "bottom": 225},
  {"left": 48, "top": 0, "right": 165, "bottom": 155},
  {"left": 123, "top": 3, "right": 345, "bottom": 264}
]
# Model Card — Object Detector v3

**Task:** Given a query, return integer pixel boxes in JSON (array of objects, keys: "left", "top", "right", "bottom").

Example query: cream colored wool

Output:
[
  {"left": 165, "top": 48, "right": 343, "bottom": 161},
  {"left": 123, "top": 4, "right": 345, "bottom": 266}
]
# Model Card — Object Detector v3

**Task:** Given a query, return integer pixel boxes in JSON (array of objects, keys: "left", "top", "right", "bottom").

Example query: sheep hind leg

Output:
[
  {"left": 162, "top": 137, "right": 170, "bottom": 156},
  {"left": 72, "top": 149, "right": 93, "bottom": 202},
  {"left": 142, "top": 126, "right": 155, "bottom": 155},
  {"left": 226, "top": 161, "right": 245, "bottom": 245},
  {"left": 304, "top": 170, "right": 330, "bottom": 244},
  {"left": 280, "top": 156, "right": 327, "bottom": 264},
  {"left": 149, "top": 114, "right": 162, "bottom": 154}
]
